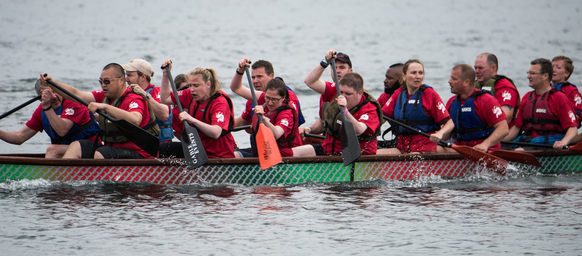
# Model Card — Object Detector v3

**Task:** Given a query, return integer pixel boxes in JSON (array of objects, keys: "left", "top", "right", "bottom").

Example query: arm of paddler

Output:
[
  {"left": 0, "top": 126, "right": 37, "bottom": 145},
  {"left": 159, "top": 59, "right": 174, "bottom": 105},
  {"left": 40, "top": 73, "right": 96, "bottom": 104},
  {"left": 230, "top": 58, "right": 253, "bottom": 101},
  {"left": 178, "top": 111, "right": 223, "bottom": 139}
]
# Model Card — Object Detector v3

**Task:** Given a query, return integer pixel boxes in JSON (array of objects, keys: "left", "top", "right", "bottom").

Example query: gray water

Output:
[{"left": 1, "top": 0, "right": 582, "bottom": 255}]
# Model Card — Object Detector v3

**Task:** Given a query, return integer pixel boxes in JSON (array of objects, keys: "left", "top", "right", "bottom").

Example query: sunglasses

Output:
[{"left": 98, "top": 77, "right": 122, "bottom": 85}]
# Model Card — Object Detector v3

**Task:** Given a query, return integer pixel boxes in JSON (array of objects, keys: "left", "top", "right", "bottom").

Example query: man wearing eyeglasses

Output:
[
  {"left": 40, "top": 63, "right": 159, "bottom": 159},
  {"left": 503, "top": 58, "right": 578, "bottom": 150},
  {"left": 229, "top": 59, "right": 305, "bottom": 156},
  {"left": 122, "top": 58, "right": 173, "bottom": 143},
  {"left": 474, "top": 52, "right": 520, "bottom": 127}
]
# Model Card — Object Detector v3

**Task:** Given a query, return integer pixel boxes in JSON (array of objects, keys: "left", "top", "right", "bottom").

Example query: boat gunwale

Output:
[{"left": 0, "top": 149, "right": 575, "bottom": 167}]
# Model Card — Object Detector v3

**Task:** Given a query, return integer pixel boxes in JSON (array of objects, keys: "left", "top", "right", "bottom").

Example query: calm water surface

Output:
[{"left": 1, "top": 0, "right": 582, "bottom": 255}]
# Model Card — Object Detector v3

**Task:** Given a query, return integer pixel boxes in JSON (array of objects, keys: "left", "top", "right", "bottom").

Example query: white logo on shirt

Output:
[
  {"left": 216, "top": 112, "right": 224, "bottom": 123},
  {"left": 64, "top": 108, "right": 75, "bottom": 116},
  {"left": 280, "top": 118, "right": 289, "bottom": 127},
  {"left": 437, "top": 102, "right": 445, "bottom": 114},
  {"left": 575, "top": 96, "right": 582, "bottom": 106},
  {"left": 493, "top": 106, "right": 502, "bottom": 118},
  {"left": 129, "top": 101, "right": 139, "bottom": 109},
  {"left": 461, "top": 107, "right": 472, "bottom": 112},
  {"left": 502, "top": 91, "right": 511, "bottom": 102},
  {"left": 569, "top": 111, "right": 576, "bottom": 122},
  {"left": 359, "top": 114, "right": 369, "bottom": 121},
  {"left": 535, "top": 108, "right": 547, "bottom": 114},
  {"left": 386, "top": 98, "right": 392, "bottom": 107}
]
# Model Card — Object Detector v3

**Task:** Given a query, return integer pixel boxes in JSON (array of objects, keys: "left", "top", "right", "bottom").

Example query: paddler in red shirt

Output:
[
  {"left": 159, "top": 59, "right": 236, "bottom": 158},
  {"left": 40, "top": 63, "right": 159, "bottom": 159},
  {"left": 444, "top": 64, "right": 508, "bottom": 152}
]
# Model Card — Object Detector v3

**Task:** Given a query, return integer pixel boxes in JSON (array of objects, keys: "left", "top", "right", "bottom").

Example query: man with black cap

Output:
[
  {"left": 122, "top": 58, "right": 173, "bottom": 143},
  {"left": 300, "top": 49, "right": 353, "bottom": 138}
]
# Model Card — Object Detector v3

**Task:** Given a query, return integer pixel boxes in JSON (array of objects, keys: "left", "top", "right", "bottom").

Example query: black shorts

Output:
[
  {"left": 311, "top": 144, "right": 326, "bottom": 156},
  {"left": 78, "top": 139, "right": 143, "bottom": 159},
  {"left": 235, "top": 148, "right": 257, "bottom": 158}
]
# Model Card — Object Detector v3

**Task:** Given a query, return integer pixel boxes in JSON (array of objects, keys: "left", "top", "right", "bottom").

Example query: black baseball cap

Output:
[{"left": 336, "top": 52, "right": 352, "bottom": 68}]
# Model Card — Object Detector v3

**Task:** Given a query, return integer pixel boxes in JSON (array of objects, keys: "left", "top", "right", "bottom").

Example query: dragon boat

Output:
[{"left": 0, "top": 150, "right": 580, "bottom": 186}]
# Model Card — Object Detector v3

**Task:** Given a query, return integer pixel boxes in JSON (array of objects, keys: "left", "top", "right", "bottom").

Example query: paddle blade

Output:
[
  {"left": 569, "top": 142, "right": 582, "bottom": 154},
  {"left": 490, "top": 149, "right": 542, "bottom": 167},
  {"left": 451, "top": 144, "right": 508, "bottom": 175},
  {"left": 113, "top": 118, "right": 159, "bottom": 157},
  {"left": 256, "top": 123, "right": 282, "bottom": 170},
  {"left": 181, "top": 122, "right": 208, "bottom": 169},
  {"left": 338, "top": 115, "right": 361, "bottom": 166}
]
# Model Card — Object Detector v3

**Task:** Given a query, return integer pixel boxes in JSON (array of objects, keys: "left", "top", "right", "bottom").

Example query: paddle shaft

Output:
[
  {"left": 232, "top": 125, "right": 251, "bottom": 132},
  {"left": 0, "top": 96, "right": 41, "bottom": 120},
  {"left": 383, "top": 115, "right": 451, "bottom": 148},
  {"left": 244, "top": 67, "right": 264, "bottom": 124},
  {"left": 501, "top": 141, "right": 557, "bottom": 149}
]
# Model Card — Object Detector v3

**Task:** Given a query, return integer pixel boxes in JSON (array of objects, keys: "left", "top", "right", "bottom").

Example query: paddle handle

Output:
[
  {"left": 305, "top": 133, "right": 325, "bottom": 139},
  {"left": 383, "top": 115, "right": 451, "bottom": 148},
  {"left": 0, "top": 96, "right": 41, "bottom": 120},
  {"left": 47, "top": 79, "right": 118, "bottom": 122},
  {"left": 244, "top": 66, "right": 264, "bottom": 125},
  {"left": 329, "top": 58, "right": 348, "bottom": 115}
]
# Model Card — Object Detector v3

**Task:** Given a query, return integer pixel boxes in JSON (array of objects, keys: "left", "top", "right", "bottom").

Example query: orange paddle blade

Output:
[
  {"left": 452, "top": 144, "right": 508, "bottom": 175},
  {"left": 256, "top": 123, "right": 282, "bottom": 170},
  {"left": 489, "top": 149, "right": 541, "bottom": 167}
]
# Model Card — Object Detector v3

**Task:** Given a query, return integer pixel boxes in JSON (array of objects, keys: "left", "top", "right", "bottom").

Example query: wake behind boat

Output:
[{"left": 0, "top": 150, "right": 580, "bottom": 186}]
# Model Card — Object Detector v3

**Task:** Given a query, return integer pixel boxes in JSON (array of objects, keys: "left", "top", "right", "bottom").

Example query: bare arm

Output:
[
  {"left": 503, "top": 125, "right": 521, "bottom": 142},
  {"left": 475, "top": 120, "right": 509, "bottom": 152},
  {"left": 159, "top": 59, "right": 174, "bottom": 105},
  {"left": 230, "top": 58, "right": 253, "bottom": 101},
  {"left": 179, "top": 112, "right": 223, "bottom": 139},
  {"left": 129, "top": 84, "right": 169, "bottom": 122},
  {"left": 554, "top": 126, "right": 578, "bottom": 149},
  {"left": 0, "top": 126, "right": 37, "bottom": 145},
  {"left": 88, "top": 102, "right": 143, "bottom": 126},
  {"left": 40, "top": 73, "right": 96, "bottom": 103},
  {"left": 501, "top": 106, "right": 514, "bottom": 124},
  {"left": 431, "top": 119, "right": 454, "bottom": 143},
  {"left": 43, "top": 109, "right": 74, "bottom": 137},
  {"left": 304, "top": 50, "right": 337, "bottom": 94},
  {"left": 254, "top": 106, "right": 284, "bottom": 139}
]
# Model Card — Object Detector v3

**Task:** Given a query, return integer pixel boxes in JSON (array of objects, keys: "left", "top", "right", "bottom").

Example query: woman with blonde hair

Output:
[{"left": 159, "top": 59, "right": 235, "bottom": 158}]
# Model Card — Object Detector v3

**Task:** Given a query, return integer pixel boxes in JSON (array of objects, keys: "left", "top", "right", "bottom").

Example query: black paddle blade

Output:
[
  {"left": 180, "top": 122, "right": 208, "bottom": 169},
  {"left": 112, "top": 118, "right": 159, "bottom": 157},
  {"left": 338, "top": 115, "right": 361, "bottom": 166}
]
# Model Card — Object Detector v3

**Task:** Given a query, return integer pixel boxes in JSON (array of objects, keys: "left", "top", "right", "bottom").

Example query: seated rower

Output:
[
  {"left": 444, "top": 64, "right": 508, "bottom": 152},
  {"left": 503, "top": 58, "right": 578, "bottom": 150},
  {"left": 0, "top": 81, "right": 99, "bottom": 158},
  {"left": 378, "top": 59, "right": 454, "bottom": 155},
  {"left": 159, "top": 59, "right": 235, "bottom": 158},
  {"left": 299, "top": 50, "right": 353, "bottom": 142},
  {"left": 235, "top": 77, "right": 302, "bottom": 157},
  {"left": 40, "top": 63, "right": 160, "bottom": 159},
  {"left": 229, "top": 59, "right": 304, "bottom": 145},
  {"left": 551, "top": 55, "right": 582, "bottom": 124},
  {"left": 292, "top": 72, "right": 381, "bottom": 156}
]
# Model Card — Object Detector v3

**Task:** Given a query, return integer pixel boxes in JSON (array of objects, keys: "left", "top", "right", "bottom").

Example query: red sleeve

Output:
[
  {"left": 240, "top": 100, "right": 253, "bottom": 121},
  {"left": 474, "top": 94, "right": 507, "bottom": 126},
  {"left": 92, "top": 90, "right": 105, "bottom": 103},
  {"left": 382, "top": 88, "right": 401, "bottom": 118},
  {"left": 494, "top": 79, "right": 519, "bottom": 108},
  {"left": 119, "top": 93, "right": 149, "bottom": 127},
  {"left": 377, "top": 92, "right": 389, "bottom": 107},
  {"left": 355, "top": 102, "right": 380, "bottom": 136},
  {"left": 273, "top": 108, "right": 294, "bottom": 138},
  {"left": 322, "top": 81, "right": 337, "bottom": 102},
  {"left": 25, "top": 104, "right": 44, "bottom": 132},
  {"left": 60, "top": 100, "right": 92, "bottom": 125},
  {"left": 550, "top": 92, "right": 578, "bottom": 129},
  {"left": 561, "top": 85, "right": 582, "bottom": 114},
  {"left": 208, "top": 97, "right": 232, "bottom": 131},
  {"left": 422, "top": 88, "right": 450, "bottom": 123}
]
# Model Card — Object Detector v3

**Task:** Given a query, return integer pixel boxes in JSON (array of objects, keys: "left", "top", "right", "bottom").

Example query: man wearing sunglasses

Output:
[
  {"left": 40, "top": 63, "right": 159, "bottom": 159},
  {"left": 122, "top": 58, "right": 173, "bottom": 143}
]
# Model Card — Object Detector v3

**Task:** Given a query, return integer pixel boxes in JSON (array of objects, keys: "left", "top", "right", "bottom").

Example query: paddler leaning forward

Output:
[{"left": 40, "top": 63, "right": 160, "bottom": 159}]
